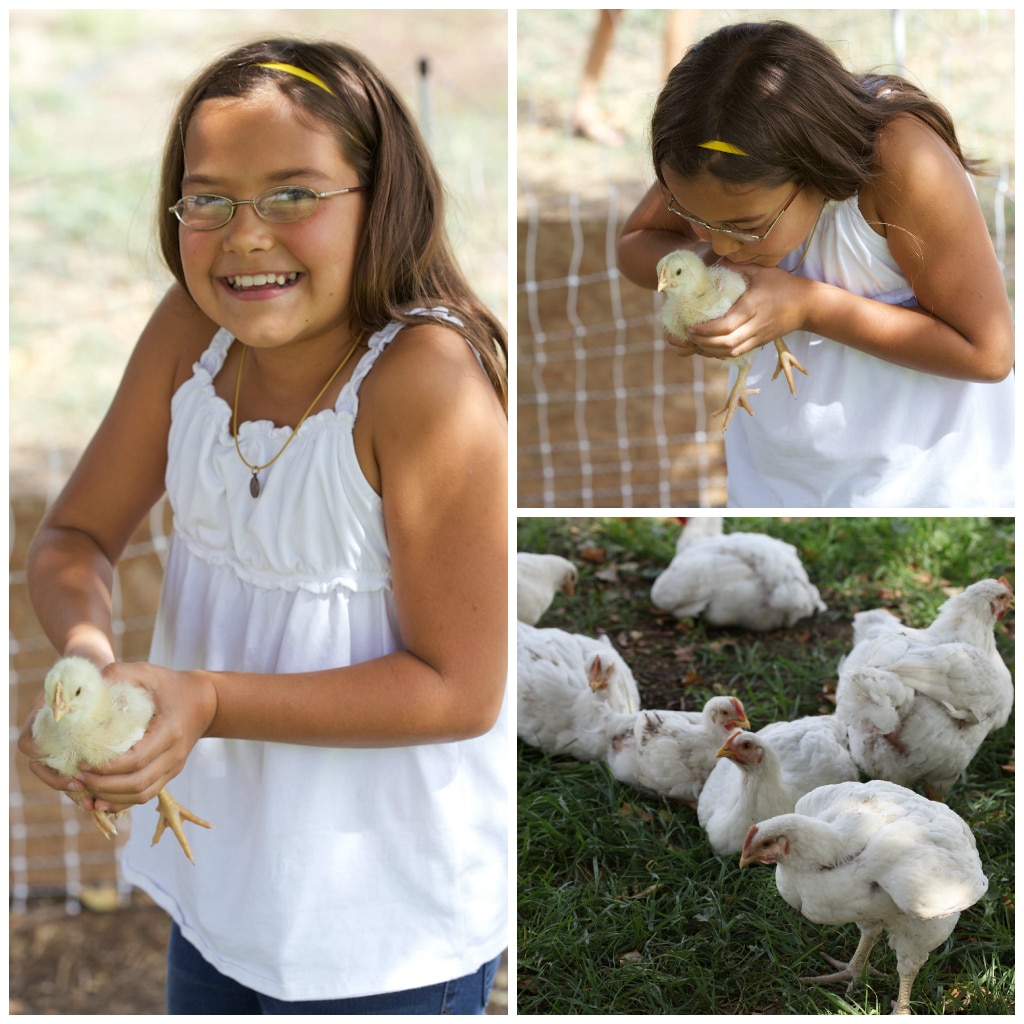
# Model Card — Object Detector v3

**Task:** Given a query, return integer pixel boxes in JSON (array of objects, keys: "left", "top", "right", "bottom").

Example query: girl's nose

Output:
[
  {"left": 221, "top": 203, "right": 274, "bottom": 253},
  {"left": 709, "top": 230, "right": 746, "bottom": 258}
]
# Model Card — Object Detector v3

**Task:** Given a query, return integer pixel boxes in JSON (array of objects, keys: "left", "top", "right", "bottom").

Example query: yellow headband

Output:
[
  {"left": 256, "top": 62, "right": 335, "bottom": 96},
  {"left": 698, "top": 140, "right": 749, "bottom": 156}
]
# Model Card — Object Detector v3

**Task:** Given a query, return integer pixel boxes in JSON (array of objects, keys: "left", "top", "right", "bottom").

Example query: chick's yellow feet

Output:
[
  {"left": 770, "top": 337, "right": 809, "bottom": 396},
  {"left": 150, "top": 787, "right": 212, "bottom": 864},
  {"left": 90, "top": 806, "right": 125, "bottom": 840},
  {"left": 712, "top": 364, "right": 759, "bottom": 431}
]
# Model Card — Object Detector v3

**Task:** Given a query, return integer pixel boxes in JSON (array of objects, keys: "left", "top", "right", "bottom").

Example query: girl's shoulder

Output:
[
  {"left": 354, "top": 315, "right": 506, "bottom": 490},
  {"left": 130, "top": 283, "right": 220, "bottom": 392},
  {"left": 861, "top": 113, "right": 970, "bottom": 224},
  {"left": 363, "top": 317, "right": 498, "bottom": 413}
]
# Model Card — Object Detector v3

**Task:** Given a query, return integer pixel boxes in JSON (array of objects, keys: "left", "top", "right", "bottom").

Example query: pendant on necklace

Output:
[{"left": 250, "top": 470, "right": 261, "bottom": 498}]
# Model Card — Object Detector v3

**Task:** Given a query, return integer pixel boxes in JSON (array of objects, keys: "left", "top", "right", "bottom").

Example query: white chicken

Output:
[
  {"left": 835, "top": 577, "right": 1014, "bottom": 800},
  {"left": 656, "top": 248, "right": 808, "bottom": 429},
  {"left": 517, "top": 552, "right": 579, "bottom": 625},
  {"left": 604, "top": 696, "right": 750, "bottom": 805},
  {"left": 31, "top": 657, "right": 211, "bottom": 863},
  {"left": 739, "top": 779, "right": 989, "bottom": 1015},
  {"left": 517, "top": 622, "right": 641, "bottom": 761},
  {"left": 651, "top": 517, "right": 826, "bottom": 631},
  {"left": 850, "top": 606, "right": 904, "bottom": 645},
  {"left": 697, "top": 715, "right": 859, "bottom": 855}
]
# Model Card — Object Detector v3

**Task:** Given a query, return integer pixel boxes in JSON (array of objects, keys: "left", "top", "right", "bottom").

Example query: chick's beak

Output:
[{"left": 51, "top": 681, "right": 69, "bottom": 723}]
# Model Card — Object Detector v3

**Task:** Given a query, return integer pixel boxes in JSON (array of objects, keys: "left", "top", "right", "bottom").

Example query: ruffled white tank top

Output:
[
  {"left": 724, "top": 195, "right": 1015, "bottom": 508},
  {"left": 121, "top": 310, "right": 508, "bottom": 1001}
]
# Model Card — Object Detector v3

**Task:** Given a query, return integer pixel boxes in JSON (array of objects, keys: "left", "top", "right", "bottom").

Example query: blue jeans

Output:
[{"left": 166, "top": 923, "right": 502, "bottom": 1014}]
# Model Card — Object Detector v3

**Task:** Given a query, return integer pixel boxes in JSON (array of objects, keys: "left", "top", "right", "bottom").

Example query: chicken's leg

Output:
[
  {"left": 799, "top": 923, "right": 884, "bottom": 990},
  {"left": 770, "top": 337, "right": 809, "bottom": 396},
  {"left": 90, "top": 806, "right": 125, "bottom": 840},
  {"left": 712, "top": 356, "right": 760, "bottom": 430},
  {"left": 150, "top": 787, "right": 212, "bottom": 864}
]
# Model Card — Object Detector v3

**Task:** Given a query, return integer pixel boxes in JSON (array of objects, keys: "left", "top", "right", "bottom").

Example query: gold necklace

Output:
[
  {"left": 788, "top": 197, "right": 826, "bottom": 274},
  {"left": 232, "top": 332, "right": 363, "bottom": 498}
]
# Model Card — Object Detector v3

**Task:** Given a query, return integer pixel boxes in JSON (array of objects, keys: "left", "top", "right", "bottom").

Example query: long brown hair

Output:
[
  {"left": 159, "top": 39, "right": 507, "bottom": 411},
  {"left": 651, "top": 21, "right": 981, "bottom": 199}
]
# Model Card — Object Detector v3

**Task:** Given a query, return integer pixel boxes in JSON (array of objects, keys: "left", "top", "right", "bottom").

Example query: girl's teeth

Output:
[{"left": 229, "top": 273, "right": 297, "bottom": 289}]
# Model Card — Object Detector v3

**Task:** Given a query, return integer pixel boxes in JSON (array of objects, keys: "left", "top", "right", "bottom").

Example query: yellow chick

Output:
[
  {"left": 656, "top": 249, "right": 808, "bottom": 429},
  {"left": 31, "top": 656, "right": 211, "bottom": 863}
]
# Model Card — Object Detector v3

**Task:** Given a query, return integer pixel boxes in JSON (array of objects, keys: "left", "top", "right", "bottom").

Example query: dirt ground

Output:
[{"left": 9, "top": 892, "right": 509, "bottom": 1014}]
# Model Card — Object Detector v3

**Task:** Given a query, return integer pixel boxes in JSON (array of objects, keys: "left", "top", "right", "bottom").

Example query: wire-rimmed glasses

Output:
[
  {"left": 666, "top": 183, "right": 804, "bottom": 244},
  {"left": 169, "top": 184, "right": 368, "bottom": 231}
]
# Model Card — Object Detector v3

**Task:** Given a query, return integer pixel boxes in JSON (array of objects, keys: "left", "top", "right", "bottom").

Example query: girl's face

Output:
[
  {"left": 178, "top": 88, "right": 367, "bottom": 352},
  {"left": 660, "top": 168, "right": 823, "bottom": 267}
]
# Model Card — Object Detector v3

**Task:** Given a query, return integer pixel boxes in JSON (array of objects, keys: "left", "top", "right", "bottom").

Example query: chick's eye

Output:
[{"left": 74, "top": 687, "right": 82, "bottom": 697}]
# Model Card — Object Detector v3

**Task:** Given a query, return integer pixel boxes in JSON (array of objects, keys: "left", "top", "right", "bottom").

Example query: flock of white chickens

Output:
[{"left": 517, "top": 518, "right": 1014, "bottom": 1015}]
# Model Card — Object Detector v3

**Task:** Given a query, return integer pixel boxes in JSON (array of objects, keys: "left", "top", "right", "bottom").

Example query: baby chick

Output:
[
  {"left": 31, "top": 656, "right": 211, "bottom": 863},
  {"left": 657, "top": 249, "right": 808, "bottom": 429}
]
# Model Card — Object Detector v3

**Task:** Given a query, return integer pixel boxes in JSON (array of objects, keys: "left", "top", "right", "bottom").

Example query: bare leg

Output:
[
  {"left": 571, "top": 10, "right": 625, "bottom": 146},
  {"left": 662, "top": 10, "right": 698, "bottom": 78}
]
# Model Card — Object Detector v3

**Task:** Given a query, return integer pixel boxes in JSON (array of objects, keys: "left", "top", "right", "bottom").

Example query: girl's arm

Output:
[
  {"left": 27, "top": 285, "right": 216, "bottom": 665},
  {"left": 71, "top": 322, "right": 509, "bottom": 812},
  {"left": 688, "top": 117, "right": 1015, "bottom": 383},
  {"left": 20, "top": 284, "right": 218, "bottom": 793}
]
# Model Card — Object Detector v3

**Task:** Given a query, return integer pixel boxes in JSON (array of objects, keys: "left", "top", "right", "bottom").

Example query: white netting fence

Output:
[
  {"left": 10, "top": 491, "right": 173, "bottom": 913},
  {"left": 517, "top": 186, "right": 729, "bottom": 508},
  {"left": 516, "top": 9, "right": 1014, "bottom": 509}
]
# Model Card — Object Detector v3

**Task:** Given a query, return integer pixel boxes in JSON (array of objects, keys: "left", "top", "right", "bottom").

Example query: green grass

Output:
[{"left": 517, "top": 516, "right": 1015, "bottom": 1015}]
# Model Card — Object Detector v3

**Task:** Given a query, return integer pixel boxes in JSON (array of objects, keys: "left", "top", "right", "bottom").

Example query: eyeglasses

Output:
[
  {"left": 666, "top": 183, "right": 804, "bottom": 243},
  {"left": 169, "top": 184, "right": 368, "bottom": 231}
]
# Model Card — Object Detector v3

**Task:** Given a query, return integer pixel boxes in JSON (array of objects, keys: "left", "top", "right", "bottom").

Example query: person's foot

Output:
[{"left": 570, "top": 116, "right": 626, "bottom": 147}]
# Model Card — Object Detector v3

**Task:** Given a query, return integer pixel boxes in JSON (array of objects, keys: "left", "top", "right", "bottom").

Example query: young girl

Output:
[
  {"left": 618, "top": 20, "right": 1014, "bottom": 508},
  {"left": 19, "top": 40, "right": 508, "bottom": 1013}
]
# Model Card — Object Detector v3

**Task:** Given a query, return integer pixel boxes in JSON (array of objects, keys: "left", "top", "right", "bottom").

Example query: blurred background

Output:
[
  {"left": 517, "top": 9, "right": 1014, "bottom": 507},
  {"left": 9, "top": 10, "right": 508, "bottom": 1013}
]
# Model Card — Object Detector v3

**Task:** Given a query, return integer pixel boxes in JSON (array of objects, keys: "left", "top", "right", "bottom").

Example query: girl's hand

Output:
[
  {"left": 17, "top": 690, "right": 86, "bottom": 801},
  {"left": 662, "top": 328, "right": 701, "bottom": 357},
  {"left": 685, "top": 265, "right": 812, "bottom": 359},
  {"left": 78, "top": 662, "right": 217, "bottom": 815}
]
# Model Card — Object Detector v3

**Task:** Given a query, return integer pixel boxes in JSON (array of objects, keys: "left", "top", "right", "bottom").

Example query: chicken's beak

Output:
[
  {"left": 51, "top": 682, "right": 69, "bottom": 723},
  {"left": 715, "top": 743, "right": 735, "bottom": 761},
  {"left": 731, "top": 715, "right": 751, "bottom": 731},
  {"left": 738, "top": 850, "right": 755, "bottom": 869}
]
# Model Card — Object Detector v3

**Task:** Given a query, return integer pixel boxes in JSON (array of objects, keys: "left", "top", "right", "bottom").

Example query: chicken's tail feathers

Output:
[{"left": 836, "top": 668, "right": 910, "bottom": 734}]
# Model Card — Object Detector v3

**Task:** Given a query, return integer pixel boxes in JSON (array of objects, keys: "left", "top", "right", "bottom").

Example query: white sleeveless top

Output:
[
  {"left": 724, "top": 194, "right": 1015, "bottom": 508},
  {"left": 121, "top": 311, "right": 508, "bottom": 1001}
]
